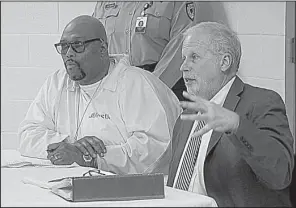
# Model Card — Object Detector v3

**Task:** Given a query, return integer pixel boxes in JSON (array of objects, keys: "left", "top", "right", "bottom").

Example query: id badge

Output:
[{"left": 135, "top": 16, "right": 147, "bottom": 33}]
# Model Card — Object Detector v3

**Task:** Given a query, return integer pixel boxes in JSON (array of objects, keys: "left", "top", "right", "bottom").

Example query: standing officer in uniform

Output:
[{"left": 93, "top": 1, "right": 198, "bottom": 100}]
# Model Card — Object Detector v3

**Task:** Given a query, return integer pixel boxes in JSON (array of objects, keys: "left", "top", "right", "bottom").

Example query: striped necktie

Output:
[{"left": 174, "top": 120, "right": 205, "bottom": 191}]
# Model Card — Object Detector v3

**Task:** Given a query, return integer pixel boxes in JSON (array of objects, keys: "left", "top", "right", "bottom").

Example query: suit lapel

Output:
[
  {"left": 206, "top": 76, "right": 244, "bottom": 157},
  {"left": 167, "top": 116, "right": 194, "bottom": 186}
]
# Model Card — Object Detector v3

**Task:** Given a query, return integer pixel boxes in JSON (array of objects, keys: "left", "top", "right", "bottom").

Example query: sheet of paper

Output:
[
  {"left": 22, "top": 177, "right": 52, "bottom": 189},
  {"left": 1, "top": 151, "right": 79, "bottom": 168},
  {"left": 22, "top": 169, "right": 115, "bottom": 189},
  {"left": 100, "top": 169, "right": 116, "bottom": 176},
  {"left": 1, "top": 160, "right": 80, "bottom": 168}
]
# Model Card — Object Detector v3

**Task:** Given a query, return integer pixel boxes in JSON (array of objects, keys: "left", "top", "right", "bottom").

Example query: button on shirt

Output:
[
  {"left": 93, "top": 1, "right": 198, "bottom": 88},
  {"left": 18, "top": 55, "right": 182, "bottom": 175},
  {"left": 173, "top": 77, "right": 236, "bottom": 195}
]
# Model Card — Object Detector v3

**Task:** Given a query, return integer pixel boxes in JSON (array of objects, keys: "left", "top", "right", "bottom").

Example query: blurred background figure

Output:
[{"left": 93, "top": 1, "right": 199, "bottom": 100}]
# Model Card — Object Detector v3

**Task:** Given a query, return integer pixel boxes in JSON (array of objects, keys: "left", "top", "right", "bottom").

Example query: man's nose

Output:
[
  {"left": 180, "top": 62, "right": 189, "bottom": 72},
  {"left": 66, "top": 46, "right": 76, "bottom": 58}
]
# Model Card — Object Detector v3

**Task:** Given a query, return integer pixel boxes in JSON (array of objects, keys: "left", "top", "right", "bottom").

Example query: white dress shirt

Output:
[
  {"left": 173, "top": 77, "right": 236, "bottom": 195},
  {"left": 18, "top": 55, "right": 181, "bottom": 174}
]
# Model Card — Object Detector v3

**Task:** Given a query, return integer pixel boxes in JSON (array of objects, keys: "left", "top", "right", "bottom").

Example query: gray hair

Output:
[{"left": 184, "top": 22, "right": 242, "bottom": 69}]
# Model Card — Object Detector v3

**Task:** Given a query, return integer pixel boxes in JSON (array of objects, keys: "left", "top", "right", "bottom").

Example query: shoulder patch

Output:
[{"left": 185, "top": 2, "right": 195, "bottom": 21}]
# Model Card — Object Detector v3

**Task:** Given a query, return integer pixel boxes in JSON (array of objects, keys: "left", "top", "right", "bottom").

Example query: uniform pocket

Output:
[
  {"left": 144, "top": 2, "right": 173, "bottom": 40},
  {"left": 95, "top": 2, "right": 121, "bottom": 36}
]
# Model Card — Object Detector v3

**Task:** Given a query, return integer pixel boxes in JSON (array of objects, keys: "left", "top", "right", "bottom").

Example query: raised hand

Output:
[{"left": 180, "top": 91, "right": 240, "bottom": 137}]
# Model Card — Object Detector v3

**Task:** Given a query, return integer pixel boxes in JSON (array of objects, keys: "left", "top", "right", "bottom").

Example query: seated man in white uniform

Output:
[{"left": 18, "top": 15, "right": 181, "bottom": 175}]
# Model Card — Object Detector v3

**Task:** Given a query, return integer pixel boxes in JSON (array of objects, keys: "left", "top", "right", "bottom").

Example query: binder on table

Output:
[{"left": 49, "top": 173, "right": 165, "bottom": 202}]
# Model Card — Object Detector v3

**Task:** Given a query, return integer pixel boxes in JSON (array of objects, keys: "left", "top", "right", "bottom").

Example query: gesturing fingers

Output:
[
  {"left": 180, "top": 101, "right": 205, "bottom": 113},
  {"left": 181, "top": 92, "right": 208, "bottom": 113},
  {"left": 180, "top": 113, "right": 207, "bottom": 121}
]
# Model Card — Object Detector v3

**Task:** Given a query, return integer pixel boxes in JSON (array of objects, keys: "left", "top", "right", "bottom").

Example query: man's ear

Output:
[
  {"left": 99, "top": 41, "right": 108, "bottom": 55},
  {"left": 100, "top": 43, "right": 108, "bottom": 54},
  {"left": 220, "top": 53, "right": 232, "bottom": 72}
]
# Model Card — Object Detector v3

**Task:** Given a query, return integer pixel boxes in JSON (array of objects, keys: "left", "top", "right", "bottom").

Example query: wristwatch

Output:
[{"left": 82, "top": 154, "right": 93, "bottom": 163}]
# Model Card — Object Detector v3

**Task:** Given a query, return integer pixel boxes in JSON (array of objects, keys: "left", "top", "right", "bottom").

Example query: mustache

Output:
[{"left": 183, "top": 74, "right": 197, "bottom": 79}]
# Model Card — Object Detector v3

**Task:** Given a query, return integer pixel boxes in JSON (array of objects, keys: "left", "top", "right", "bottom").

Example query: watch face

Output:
[{"left": 83, "top": 154, "right": 93, "bottom": 162}]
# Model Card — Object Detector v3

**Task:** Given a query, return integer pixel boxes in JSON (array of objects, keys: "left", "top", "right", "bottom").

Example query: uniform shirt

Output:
[
  {"left": 93, "top": 1, "right": 198, "bottom": 88},
  {"left": 18, "top": 55, "right": 182, "bottom": 174},
  {"left": 173, "top": 77, "right": 236, "bottom": 195}
]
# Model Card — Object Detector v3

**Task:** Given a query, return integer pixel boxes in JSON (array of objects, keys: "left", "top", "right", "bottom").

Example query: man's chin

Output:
[
  {"left": 68, "top": 74, "right": 85, "bottom": 82},
  {"left": 67, "top": 70, "right": 86, "bottom": 82},
  {"left": 186, "top": 87, "right": 194, "bottom": 95}
]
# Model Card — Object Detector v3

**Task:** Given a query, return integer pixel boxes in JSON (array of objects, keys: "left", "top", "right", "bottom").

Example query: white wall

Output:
[
  {"left": 194, "top": 2, "right": 286, "bottom": 97},
  {"left": 1, "top": 2, "right": 287, "bottom": 149}
]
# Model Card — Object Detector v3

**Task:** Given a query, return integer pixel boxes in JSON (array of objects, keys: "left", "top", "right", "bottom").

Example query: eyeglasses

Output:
[
  {"left": 82, "top": 169, "right": 106, "bottom": 177},
  {"left": 54, "top": 38, "right": 104, "bottom": 55}
]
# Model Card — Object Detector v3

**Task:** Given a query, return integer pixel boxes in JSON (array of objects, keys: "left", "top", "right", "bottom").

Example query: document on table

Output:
[
  {"left": 22, "top": 176, "right": 72, "bottom": 189},
  {"left": 22, "top": 169, "right": 115, "bottom": 190},
  {"left": 1, "top": 151, "right": 79, "bottom": 168},
  {"left": 1, "top": 160, "right": 79, "bottom": 168}
]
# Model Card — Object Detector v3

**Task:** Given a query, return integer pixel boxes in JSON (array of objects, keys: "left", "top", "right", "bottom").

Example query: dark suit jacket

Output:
[
  {"left": 290, "top": 154, "right": 296, "bottom": 208},
  {"left": 167, "top": 76, "right": 295, "bottom": 207}
]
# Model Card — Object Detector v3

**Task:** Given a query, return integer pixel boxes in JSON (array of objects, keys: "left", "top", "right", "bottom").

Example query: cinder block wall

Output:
[{"left": 1, "top": 2, "right": 287, "bottom": 149}]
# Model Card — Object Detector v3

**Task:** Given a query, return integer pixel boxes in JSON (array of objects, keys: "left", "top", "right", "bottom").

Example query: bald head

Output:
[
  {"left": 62, "top": 15, "right": 107, "bottom": 43},
  {"left": 58, "top": 15, "right": 110, "bottom": 86}
]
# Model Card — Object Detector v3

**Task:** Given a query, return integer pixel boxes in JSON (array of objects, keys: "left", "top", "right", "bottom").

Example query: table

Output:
[{"left": 1, "top": 150, "right": 217, "bottom": 207}]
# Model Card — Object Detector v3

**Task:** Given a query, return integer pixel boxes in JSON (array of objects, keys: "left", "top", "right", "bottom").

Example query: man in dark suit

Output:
[{"left": 166, "top": 22, "right": 295, "bottom": 207}]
